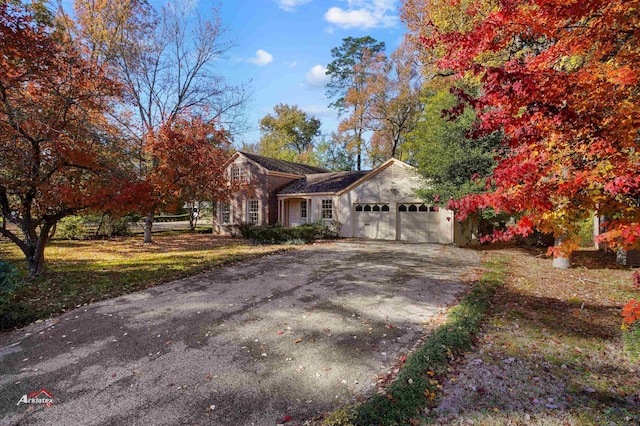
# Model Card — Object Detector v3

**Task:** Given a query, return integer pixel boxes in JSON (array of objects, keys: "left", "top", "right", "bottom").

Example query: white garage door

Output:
[
  {"left": 354, "top": 203, "right": 393, "bottom": 239},
  {"left": 398, "top": 204, "right": 452, "bottom": 243}
]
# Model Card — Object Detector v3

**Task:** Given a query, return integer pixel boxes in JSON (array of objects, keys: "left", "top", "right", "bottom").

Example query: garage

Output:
[
  {"left": 398, "top": 203, "right": 453, "bottom": 243},
  {"left": 354, "top": 203, "right": 393, "bottom": 240}
]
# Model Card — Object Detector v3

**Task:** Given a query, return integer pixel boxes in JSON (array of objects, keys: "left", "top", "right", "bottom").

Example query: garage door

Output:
[
  {"left": 354, "top": 203, "right": 393, "bottom": 239},
  {"left": 398, "top": 203, "right": 452, "bottom": 243}
]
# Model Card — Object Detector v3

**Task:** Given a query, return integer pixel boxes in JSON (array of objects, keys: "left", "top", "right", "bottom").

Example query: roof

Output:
[
  {"left": 239, "top": 151, "right": 328, "bottom": 175},
  {"left": 278, "top": 170, "right": 370, "bottom": 195}
]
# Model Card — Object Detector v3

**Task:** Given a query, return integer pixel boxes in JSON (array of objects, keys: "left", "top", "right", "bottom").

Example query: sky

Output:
[{"left": 211, "top": 0, "right": 406, "bottom": 146}]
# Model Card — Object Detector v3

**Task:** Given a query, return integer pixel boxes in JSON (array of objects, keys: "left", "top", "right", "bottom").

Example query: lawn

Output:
[
  {"left": 0, "top": 232, "right": 288, "bottom": 330},
  {"left": 428, "top": 248, "right": 640, "bottom": 425}
]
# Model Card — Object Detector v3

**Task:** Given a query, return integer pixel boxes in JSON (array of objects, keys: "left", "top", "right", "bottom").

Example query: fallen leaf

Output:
[{"left": 294, "top": 338, "right": 302, "bottom": 344}]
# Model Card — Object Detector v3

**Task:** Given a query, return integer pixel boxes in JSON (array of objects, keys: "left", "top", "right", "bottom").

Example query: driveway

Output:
[{"left": 0, "top": 241, "right": 480, "bottom": 425}]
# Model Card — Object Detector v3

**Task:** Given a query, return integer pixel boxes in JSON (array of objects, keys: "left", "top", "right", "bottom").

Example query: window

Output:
[
  {"left": 221, "top": 203, "right": 231, "bottom": 224},
  {"left": 300, "top": 200, "right": 307, "bottom": 218},
  {"left": 248, "top": 200, "right": 259, "bottom": 225},
  {"left": 381, "top": 205, "right": 390, "bottom": 212},
  {"left": 355, "top": 205, "right": 363, "bottom": 212},
  {"left": 321, "top": 199, "right": 333, "bottom": 219},
  {"left": 231, "top": 166, "right": 248, "bottom": 183},
  {"left": 364, "top": 205, "right": 372, "bottom": 212}
]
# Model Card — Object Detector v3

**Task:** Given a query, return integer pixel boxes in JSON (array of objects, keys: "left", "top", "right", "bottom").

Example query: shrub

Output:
[
  {"left": 0, "top": 261, "right": 23, "bottom": 305},
  {"left": 56, "top": 215, "right": 88, "bottom": 240},
  {"left": 237, "top": 222, "right": 337, "bottom": 245}
]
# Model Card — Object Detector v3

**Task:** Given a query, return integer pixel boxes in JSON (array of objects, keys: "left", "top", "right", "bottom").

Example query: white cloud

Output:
[
  {"left": 324, "top": 0, "right": 398, "bottom": 29},
  {"left": 305, "top": 65, "right": 330, "bottom": 87},
  {"left": 290, "top": 61, "right": 298, "bottom": 68},
  {"left": 302, "top": 104, "right": 335, "bottom": 118},
  {"left": 276, "top": 0, "right": 312, "bottom": 12},
  {"left": 247, "top": 49, "right": 274, "bottom": 66}
]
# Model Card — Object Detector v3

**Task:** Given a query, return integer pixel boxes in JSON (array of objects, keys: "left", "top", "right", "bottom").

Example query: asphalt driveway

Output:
[{"left": 0, "top": 240, "right": 480, "bottom": 425}]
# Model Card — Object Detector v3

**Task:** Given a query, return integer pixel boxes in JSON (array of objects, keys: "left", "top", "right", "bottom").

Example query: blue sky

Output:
[{"left": 212, "top": 0, "right": 406, "bottom": 146}]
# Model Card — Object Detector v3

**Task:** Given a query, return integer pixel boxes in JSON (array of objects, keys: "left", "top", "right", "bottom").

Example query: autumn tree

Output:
[
  {"left": 0, "top": 2, "right": 124, "bottom": 275},
  {"left": 256, "top": 104, "right": 322, "bottom": 164},
  {"left": 74, "top": 0, "right": 249, "bottom": 243},
  {"left": 405, "top": 0, "right": 640, "bottom": 266},
  {"left": 367, "top": 43, "right": 422, "bottom": 164},
  {"left": 146, "top": 116, "right": 233, "bottom": 231},
  {"left": 326, "top": 36, "right": 386, "bottom": 170}
]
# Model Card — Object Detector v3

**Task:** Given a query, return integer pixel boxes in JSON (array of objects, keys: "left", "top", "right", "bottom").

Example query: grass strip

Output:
[{"left": 335, "top": 257, "right": 506, "bottom": 426}]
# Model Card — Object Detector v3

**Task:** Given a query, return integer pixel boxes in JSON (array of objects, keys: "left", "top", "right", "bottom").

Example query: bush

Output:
[
  {"left": 56, "top": 216, "right": 88, "bottom": 240},
  {"left": 237, "top": 222, "right": 337, "bottom": 245},
  {"left": 0, "top": 261, "right": 23, "bottom": 305}
]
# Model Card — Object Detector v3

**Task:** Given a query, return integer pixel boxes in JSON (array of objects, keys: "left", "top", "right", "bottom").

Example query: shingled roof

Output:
[
  {"left": 278, "top": 170, "right": 370, "bottom": 195},
  {"left": 239, "top": 152, "right": 328, "bottom": 175}
]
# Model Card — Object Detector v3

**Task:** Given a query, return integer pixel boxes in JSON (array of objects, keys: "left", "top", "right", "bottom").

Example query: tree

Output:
[
  {"left": 257, "top": 103, "right": 322, "bottom": 164},
  {"left": 406, "top": 0, "right": 640, "bottom": 264},
  {"left": 326, "top": 36, "right": 386, "bottom": 170},
  {"left": 74, "top": 0, "right": 250, "bottom": 243},
  {"left": 316, "top": 133, "right": 356, "bottom": 171},
  {"left": 407, "top": 89, "right": 500, "bottom": 203},
  {"left": 146, "top": 115, "right": 234, "bottom": 231},
  {"left": 0, "top": 2, "right": 124, "bottom": 275},
  {"left": 367, "top": 43, "right": 422, "bottom": 165}
]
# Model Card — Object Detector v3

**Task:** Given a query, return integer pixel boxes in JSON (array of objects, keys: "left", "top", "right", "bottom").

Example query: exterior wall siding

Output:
[{"left": 337, "top": 162, "right": 424, "bottom": 239}]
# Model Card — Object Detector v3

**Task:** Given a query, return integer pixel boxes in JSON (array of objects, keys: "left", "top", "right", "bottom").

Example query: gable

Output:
[{"left": 338, "top": 159, "right": 418, "bottom": 196}]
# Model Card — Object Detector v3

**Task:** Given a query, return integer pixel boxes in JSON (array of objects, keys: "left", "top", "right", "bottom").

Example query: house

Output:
[{"left": 213, "top": 151, "right": 465, "bottom": 244}]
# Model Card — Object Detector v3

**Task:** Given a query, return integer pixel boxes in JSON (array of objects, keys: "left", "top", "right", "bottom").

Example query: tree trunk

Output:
[
  {"left": 188, "top": 201, "right": 197, "bottom": 231},
  {"left": 144, "top": 212, "right": 154, "bottom": 243},
  {"left": 25, "top": 243, "right": 46, "bottom": 276},
  {"left": 552, "top": 233, "right": 572, "bottom": 269},
  {"left": 23, "top": 222, "right": 55, "bottom": 277}
]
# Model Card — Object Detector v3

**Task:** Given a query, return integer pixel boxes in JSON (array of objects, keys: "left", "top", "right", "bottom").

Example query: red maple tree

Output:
[
  {"left": 411, "top": 0, "right": 640, "bottom": 257},
  {"left": 143, "top": 115, "right": 235, "bottom": 217},
  {"left": 0, "top": 2, "right": 126, "bottom": 275}
]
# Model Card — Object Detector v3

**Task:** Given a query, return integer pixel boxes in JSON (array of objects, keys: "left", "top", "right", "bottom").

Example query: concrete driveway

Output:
[{"left": 0, "top": 240, "right": 480, "bottom": 426}]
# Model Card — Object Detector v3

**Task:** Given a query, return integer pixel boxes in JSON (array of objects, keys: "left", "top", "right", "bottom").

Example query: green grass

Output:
[
  {"left": 0, "top": 233, "right": 289, "bottom": 330},
  {"left": 322, "top": 257, "right": 507, "bottom": 426}
]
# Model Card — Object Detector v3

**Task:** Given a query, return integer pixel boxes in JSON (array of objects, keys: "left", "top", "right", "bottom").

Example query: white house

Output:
[{"left": 213, "top": 152, "right": 466, "bottom": 244}]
